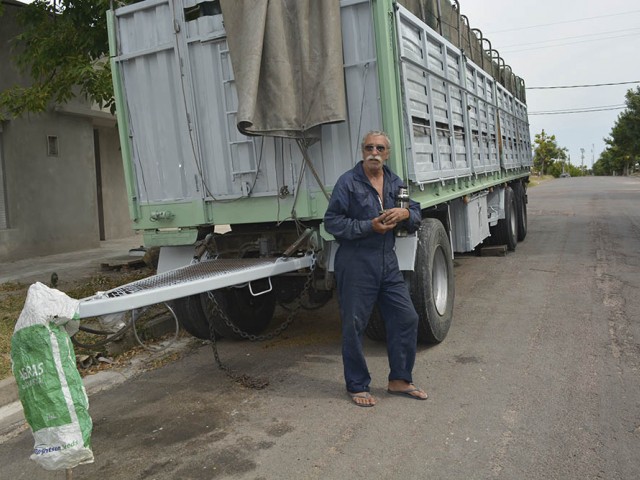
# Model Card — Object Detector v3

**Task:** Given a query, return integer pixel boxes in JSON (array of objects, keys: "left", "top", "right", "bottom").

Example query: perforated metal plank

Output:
[{"left": 78, "top": 254, "right": 314, "bottom": 318}]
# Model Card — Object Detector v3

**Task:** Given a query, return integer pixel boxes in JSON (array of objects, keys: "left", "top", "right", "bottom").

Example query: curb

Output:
[
  {"left": 0, "top": 337, "right": 196, "bottom": 441},
  {"left": 0, "top": 370, "right": 135, "bottom": 441},
  {"left": 0, "top": 377, "right": 18, "bottom": 408},
  {"left": 0, "top": 315, "right": 181, "bottom": 410}
]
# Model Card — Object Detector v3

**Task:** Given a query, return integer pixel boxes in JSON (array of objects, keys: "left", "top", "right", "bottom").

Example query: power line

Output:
[
  {"left": 529, "top": 105, "right": 626, "bottom": 115},
  {"left": 527, "top": 81, "right": 640, "bottom": 90},
  {"left": 500, "top": 27, "right": 640, "bottom": 49},
  {"left": 486, "top": 9, "right": 640, "bottom": 34},
  {"left": 530, "top": 103, "right": 624, "bottom": 114},
  {"left": 500, "top": 31, "right": 640, "bottom": 53}
]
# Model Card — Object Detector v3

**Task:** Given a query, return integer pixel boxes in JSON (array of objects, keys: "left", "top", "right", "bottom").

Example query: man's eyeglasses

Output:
[{"left": 364, "top": 144, "right": 387, "bottom": 152}]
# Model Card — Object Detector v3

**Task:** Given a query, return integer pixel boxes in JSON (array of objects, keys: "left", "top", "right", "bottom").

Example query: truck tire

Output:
[
  {"left": 512, "top": 181, "right": 528, "bottom": 241},
  {"left": 170, "top": 295, "right": 212, "bottom": 340},
  {"left": 489, "top": 186, "right": 518, "bottom": 251},
  {"left": 199, "top": 286, "right": 276, "bottom": 339},
  {"left": 365, "top": 305, "right": 386, "bottom": 341},
  {"left": 407, "top": 218, "right": 455, "bottom": 344}
]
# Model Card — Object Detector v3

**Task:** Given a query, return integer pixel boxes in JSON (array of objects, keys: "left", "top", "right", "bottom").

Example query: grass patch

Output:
[
  {"left": 0, "top": 282, "right": 29, "bottom": 379},
  {"left": 0, "top": 269, "right": 154, "bottom": 381},
  {"left": 528, "top": 175, "right": 554, "bottom": 187}
]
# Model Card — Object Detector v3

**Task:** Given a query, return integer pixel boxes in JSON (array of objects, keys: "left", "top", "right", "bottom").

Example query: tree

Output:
[
  {"left": 0, "top": 0, "right": 124, "bottom": 119},
  {"left": 596, "top": 87, "right": 640, "bottom": 176},
  {"left": 532, "top": 129, "right": 567, "bottom": 175},
  {"left": 593, "top": 147, "right": 618, "bottom": 176}
]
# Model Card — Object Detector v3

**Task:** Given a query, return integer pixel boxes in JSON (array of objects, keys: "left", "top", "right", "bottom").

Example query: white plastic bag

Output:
[{"left": 11, "top": 282, "right": 94, "bottom": 470}]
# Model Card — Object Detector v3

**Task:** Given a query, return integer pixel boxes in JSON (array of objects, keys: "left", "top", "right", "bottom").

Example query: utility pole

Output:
[{"left": 580, "top": 148, "right": 585, "bottom": 171}]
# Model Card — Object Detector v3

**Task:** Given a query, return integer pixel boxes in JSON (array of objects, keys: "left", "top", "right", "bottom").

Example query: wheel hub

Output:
[{"left": 432, "top": 246, "right": 449, "bottom": 316}]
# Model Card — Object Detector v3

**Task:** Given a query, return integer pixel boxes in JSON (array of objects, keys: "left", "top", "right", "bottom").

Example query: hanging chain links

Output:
[{"left": 204, "top": 252, "right": 317, "bottom": 389}]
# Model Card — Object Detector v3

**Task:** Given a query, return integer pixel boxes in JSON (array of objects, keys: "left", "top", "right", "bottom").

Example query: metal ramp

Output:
[{"left": 78, "top": 254, "right": 314, "bottom": 318}]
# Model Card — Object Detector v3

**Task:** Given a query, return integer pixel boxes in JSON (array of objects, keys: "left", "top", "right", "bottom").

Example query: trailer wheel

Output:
[
  {"left": 199, "top": 286, "right": 276, "bottom": 339},
  {"left": 407, "top": 218, "right": 455, "bottom": 344},
  {"left": 513, "top": 181, "right": 528, "bottom": 241},
  {"left": 170, "top": 295, "right": 218, "bottom": 340},
  {"left": 365, "top": 305, "right": 386, "bottom": 341},
  {"left": 489, "top": 186, "right": 518, "bottom": 251}
]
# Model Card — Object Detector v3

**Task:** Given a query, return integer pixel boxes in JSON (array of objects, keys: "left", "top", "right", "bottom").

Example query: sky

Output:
[{"left": 460, "top": 0, "right": 640, "bottom": 168}]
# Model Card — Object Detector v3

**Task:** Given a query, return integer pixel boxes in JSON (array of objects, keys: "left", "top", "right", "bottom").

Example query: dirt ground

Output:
[{"left": 0, "top": 242, "right": 162, "bottom": 381}]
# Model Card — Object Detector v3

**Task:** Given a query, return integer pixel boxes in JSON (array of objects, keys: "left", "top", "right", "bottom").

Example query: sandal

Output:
[{"left": 348, "top": 391, "right": 376, "bottom": 407}]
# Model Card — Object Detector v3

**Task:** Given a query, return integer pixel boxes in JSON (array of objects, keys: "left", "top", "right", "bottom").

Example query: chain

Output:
[
  {"left": 205, "top": 253, "right": 317, "bottom": 389},
  {"left": 207, "top": 315, "right": 270, "bottom": 389}
]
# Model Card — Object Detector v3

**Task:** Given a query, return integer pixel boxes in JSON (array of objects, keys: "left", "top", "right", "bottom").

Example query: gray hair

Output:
[{"left": 361, "top": 130, "right": 391, "bottom": 149}]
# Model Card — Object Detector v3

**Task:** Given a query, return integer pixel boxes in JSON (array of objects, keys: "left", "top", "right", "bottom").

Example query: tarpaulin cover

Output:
[
  {"left": 400, "top": 0, "right": 525, "bottom": 101},
  {"left": 220, "top": 0, "right": 347, "bottom": 139},
  {"left": 10, "top": 282, "right": 93, "bottom": 471}
]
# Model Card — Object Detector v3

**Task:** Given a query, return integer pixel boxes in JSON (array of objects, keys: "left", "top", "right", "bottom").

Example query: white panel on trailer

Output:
[
  {"left": 112, "top": 0, "right": 384, "bottom": 205},
  {"left": 395, "top": 5, "right": 529, "bottom": 185},
  {"left": 396, "top": 6, "right": 473, "bottom": 183},
  {"left": 114, "top": 0, "right": 202, "bottom": 203},
  {"left": 450, "top": 194, "right": 491, "bottom": 252},
  {"left": 497, "top": 83, "right": 532, "bottom": 170}
]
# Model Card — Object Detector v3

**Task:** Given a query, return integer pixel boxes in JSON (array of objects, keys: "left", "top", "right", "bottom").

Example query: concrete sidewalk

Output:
[
  {"left": 0, "top": 234, "right": 162, "bottom": 440},
  {"left": 0, "top": 235, "right": 145, "bottom": 285}
]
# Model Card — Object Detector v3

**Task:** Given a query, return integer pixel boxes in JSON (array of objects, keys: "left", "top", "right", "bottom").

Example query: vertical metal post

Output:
[
  {"left": 452, "top": 0, "right": 461, "bottom": 48},
  {"left": 435, "top": 0, "right": 443, "bottom": 35}
]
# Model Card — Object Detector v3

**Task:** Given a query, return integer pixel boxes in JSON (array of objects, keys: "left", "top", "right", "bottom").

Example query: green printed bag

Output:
[{"left": 11, "top": 282, "right": 93, "bottom": 471}]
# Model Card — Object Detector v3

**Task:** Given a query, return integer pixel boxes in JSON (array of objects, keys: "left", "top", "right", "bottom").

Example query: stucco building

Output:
[{"left": 0, "top": 0, "right": 134, "bottom": 263}]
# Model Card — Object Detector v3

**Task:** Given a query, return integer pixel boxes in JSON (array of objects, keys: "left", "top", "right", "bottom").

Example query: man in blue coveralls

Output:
[{"left": 324, "top": 131, "right": 427, "bottom": 407}]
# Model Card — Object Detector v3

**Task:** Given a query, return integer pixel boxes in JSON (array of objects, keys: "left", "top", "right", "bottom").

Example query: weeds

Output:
[{"left": 0, "top": 269, "right": 154, "bottom": 381}]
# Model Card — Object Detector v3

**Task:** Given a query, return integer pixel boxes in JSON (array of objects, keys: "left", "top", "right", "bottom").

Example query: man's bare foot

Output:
[
  {"left": 387, "top": 380, "right": 428, "bottom": 400},
  {"left": 348, "top": 391, "right": 376, "bottom": 407}
]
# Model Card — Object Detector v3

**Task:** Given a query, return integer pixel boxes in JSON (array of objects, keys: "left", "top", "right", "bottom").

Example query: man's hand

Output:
[{"left": 372, "top": 208, "right": 410, "bottom": 234}]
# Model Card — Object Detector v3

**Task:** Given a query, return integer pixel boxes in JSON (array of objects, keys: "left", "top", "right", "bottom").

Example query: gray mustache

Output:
[{"left": 366, "top": 155, "right": 382, "bottom": 161}]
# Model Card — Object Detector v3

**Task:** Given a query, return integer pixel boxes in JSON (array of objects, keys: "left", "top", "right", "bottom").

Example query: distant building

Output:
[{"left": 0, "top": 0, "right": 134, "bottom": 263}]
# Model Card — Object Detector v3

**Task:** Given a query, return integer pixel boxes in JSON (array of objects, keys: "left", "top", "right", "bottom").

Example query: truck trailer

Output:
[{"left": 79, "top": 0, "right": 532, "bottom": 346}]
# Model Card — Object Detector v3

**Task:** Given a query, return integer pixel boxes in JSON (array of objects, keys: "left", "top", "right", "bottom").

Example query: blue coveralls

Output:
[{"left": 324, "top": 161, "right": 421, "bottom": 393}]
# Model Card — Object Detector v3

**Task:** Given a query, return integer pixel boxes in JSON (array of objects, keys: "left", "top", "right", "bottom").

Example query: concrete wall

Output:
[
  {"left": 0, "top": 0, "right": 134, "bottom": 262},
  {"left": 0, "top": 112, "right": 101, "bottom": 259},
  {"left": 97, "top": 123, "right": 134, "bottom": 240}
]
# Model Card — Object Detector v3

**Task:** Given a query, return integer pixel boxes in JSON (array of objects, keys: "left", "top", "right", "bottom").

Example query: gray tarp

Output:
[{"left": 219, "top": 0, "right": 347, "bottom": 139}]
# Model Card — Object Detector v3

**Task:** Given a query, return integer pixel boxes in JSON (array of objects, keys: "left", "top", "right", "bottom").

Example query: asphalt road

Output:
[{"left": 1, "top": 176, "right": 639, "bottom": 479}]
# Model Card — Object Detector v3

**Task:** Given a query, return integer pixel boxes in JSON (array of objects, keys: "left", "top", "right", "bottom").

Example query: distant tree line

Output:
[
  {"left": 531, "top": 130, "right": 585, "bottom": 178},
  {"left": 592, "top": 87, "right": 640, "bottom": 176},
  {"left": 532, "top": 87, "right": 640, "bottom": 178}
]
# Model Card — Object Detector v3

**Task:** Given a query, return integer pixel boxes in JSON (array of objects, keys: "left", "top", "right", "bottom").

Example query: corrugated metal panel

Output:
[
  {"left": 397, "top": 6, "right": 472, "bottom": 183},
  {"left": 515, "top": 99, "right": 533, "bottom": 168},
  {"left": 465, "top": 62, "right": 500, "bottom": 174},
  {"left": 113, "top": 0, "right": 382, "bottom": 206},
  {"left": 115, "top": 0, "right": 202, "bottom": 203},
  {"left": 338, "top": 0, "right": 383, "bottom": 167},
  {"left": 496, "top": 83, "right": 531, "bottom": 170},
  {"left": 396, "top": 5, "right": 529, "bottom": 184}
]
